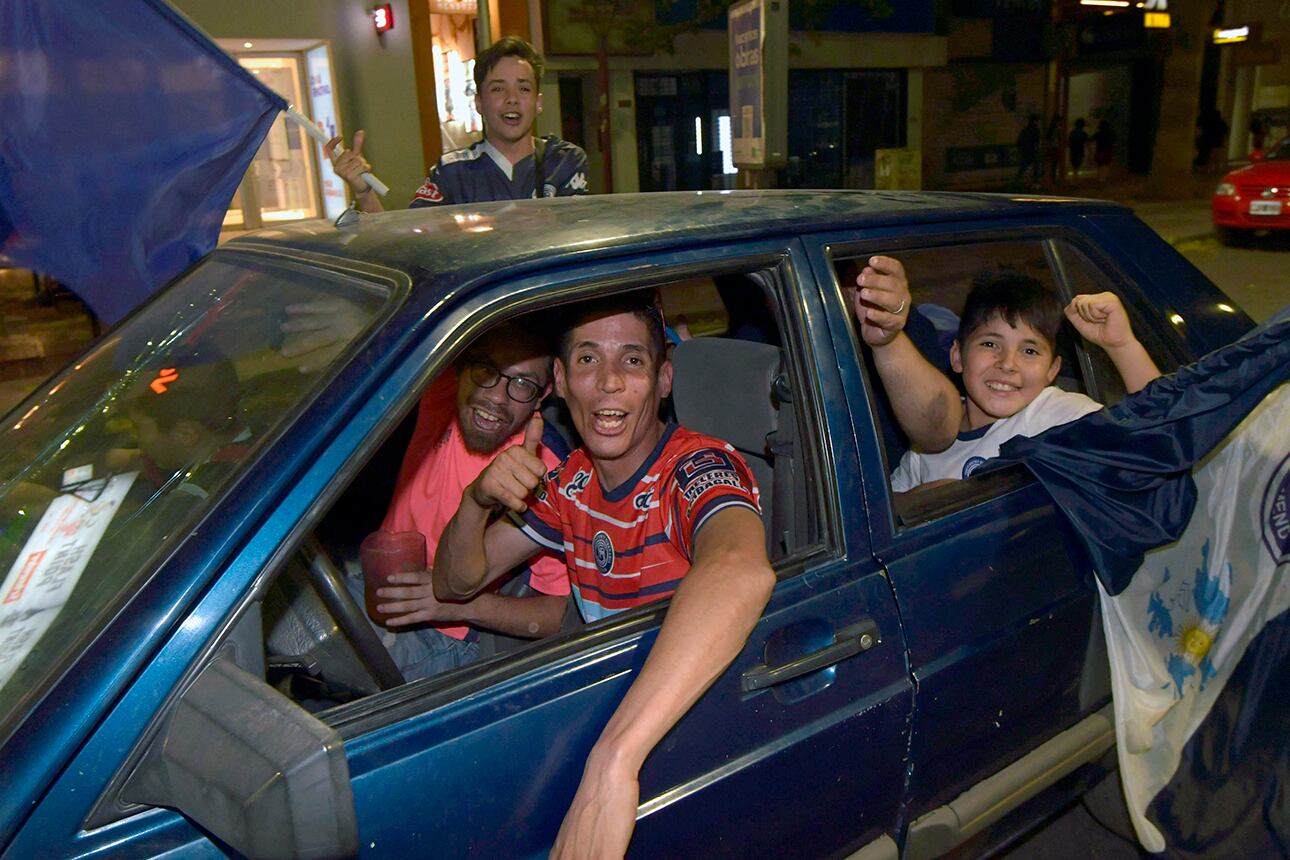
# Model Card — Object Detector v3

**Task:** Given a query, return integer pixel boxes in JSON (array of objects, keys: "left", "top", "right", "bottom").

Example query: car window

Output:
[
  {"left": 253, "top": 266, "right": 827, "bottom": 716},
  {"left": 1049, "top": 240, "right": 1182, "bottom": 406},
  {"left": 0, "top": 252, "right": 393, "bottom": 738},
  {"left": 831, "top": 236, "right": 1181, "bottom": 529},
  {"left": 830, "top": 240, "right": 1084, "bottom": 519}
]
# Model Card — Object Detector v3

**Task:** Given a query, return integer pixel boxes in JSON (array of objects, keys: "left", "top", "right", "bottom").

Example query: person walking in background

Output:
[
  {"left": 1194, "top": 109, "right": 1229, "bottom": 173},
  {"left": 1068, "top": 118, "right": 1088, "bottom": 180},
  {"left": 1016, "top": 114, "right": 1041, "bottom": 186},
  {"left": 1092, "top": 119, "right": 1116, "bottom": 182},
  {"left": 1250, "top": 114, "right": 1268, "bottom": 152},
  {"left": 1045, "top": 114, "right": 1063, "bottom": 186}
]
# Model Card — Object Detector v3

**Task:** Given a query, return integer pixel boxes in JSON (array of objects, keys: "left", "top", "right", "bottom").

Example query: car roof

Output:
[{"left": 225, "top": 190, "right": 1128, "bottom": 296}]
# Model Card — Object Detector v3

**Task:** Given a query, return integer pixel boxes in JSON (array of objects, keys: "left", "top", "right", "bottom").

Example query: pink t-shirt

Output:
[{"left": 383, "top": 372, "right": 569, "bottom": 639}]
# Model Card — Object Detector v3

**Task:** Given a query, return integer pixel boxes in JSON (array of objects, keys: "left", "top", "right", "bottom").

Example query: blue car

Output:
[{"left": 0, "top": 192, "right": 1252, "bottom": 859}]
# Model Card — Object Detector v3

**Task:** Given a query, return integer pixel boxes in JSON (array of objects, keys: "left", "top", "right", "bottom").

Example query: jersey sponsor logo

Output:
[
  {"left": 567, "top": 171, "right": 589, "bottom": 193},
  {"left": 413, "top": 180, "right": 443, "bottom": 202},
  {"left": 1262, "top": 451, "right": 1290, "bottom": 563},
  {"left": 680, "top": 468, "right": 746, "bottom": 505},
  {"left": 676, "top": 450, "right": 736, "bottom": 488},
  {"left": 593, "top": 530, "right": 615, "bottom": 575},
  {"left": 962, "top": 456, "right": 988, "bottom": 479},
  {"left": 562, "top": 469, "right": 591, "bottom": 499},
  {"left": 633, "top": 488, "right": 654, "bottom": 511},
  {"left": 677, "top": 449, "right": 748, "bottom": 505}
]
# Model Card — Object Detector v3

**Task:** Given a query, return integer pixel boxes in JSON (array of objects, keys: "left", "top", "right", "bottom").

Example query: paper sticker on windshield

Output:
[{"left": 0, "top": 472, "right": 138, "bottom": 689}]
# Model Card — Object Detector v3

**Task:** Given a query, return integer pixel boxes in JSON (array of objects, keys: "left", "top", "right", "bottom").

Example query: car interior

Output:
[{"left": 259, "top": 274, "right": 818, "bottom": 710}]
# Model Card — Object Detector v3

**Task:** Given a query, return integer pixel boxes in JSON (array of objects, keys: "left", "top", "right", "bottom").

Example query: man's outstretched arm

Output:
[
  {"left": 549, "top": 506, "right": 775, "bottom": 859},
  {"left": 853, "top": 256, "right": 962, "bottom": 452},
  {"left": 380, "top": 569, "right": 568, "bottom": 639}
]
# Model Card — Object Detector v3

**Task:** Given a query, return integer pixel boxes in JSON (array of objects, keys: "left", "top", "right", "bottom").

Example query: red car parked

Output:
[{"left": 1212, "top": 135, "right": 1290, "bottom": 245}]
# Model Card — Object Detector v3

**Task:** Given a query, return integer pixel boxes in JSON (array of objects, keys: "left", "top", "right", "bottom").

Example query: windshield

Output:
[
  {"left": 1264, "top": 138, "right": 1290, "bottom": 161},
  {"left": 0, "top": 252, "right": 393, "bottom": 736}
]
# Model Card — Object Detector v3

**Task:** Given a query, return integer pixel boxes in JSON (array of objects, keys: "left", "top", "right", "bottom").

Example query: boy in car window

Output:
[
  {"left": 889, "top": 273, "right": 1160, "bottom": 491},
  {"left": 433, "top": 293, "right": 775, "bottom": 857}
]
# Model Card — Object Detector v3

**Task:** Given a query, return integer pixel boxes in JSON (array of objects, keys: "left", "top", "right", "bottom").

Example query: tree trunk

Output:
[
  {"left": 597, "top": 34, "right": 614, "bottom": 193},
  {"left": 1146, "top": 3, "right": 1213, "bottom": 198}
]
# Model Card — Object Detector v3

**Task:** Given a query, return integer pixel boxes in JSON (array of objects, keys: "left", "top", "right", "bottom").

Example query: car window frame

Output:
[{"left": 817, "top": 225, "right": 1115, "bottom": 532}]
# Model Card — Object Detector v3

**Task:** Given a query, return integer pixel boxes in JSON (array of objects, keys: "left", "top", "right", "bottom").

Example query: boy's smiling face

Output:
[{"left": 951, "top": 314, "right": 1061, "bottom": 432}]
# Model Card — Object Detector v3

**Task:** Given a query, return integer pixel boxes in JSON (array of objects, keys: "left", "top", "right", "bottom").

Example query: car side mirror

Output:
[{"left": 121, "top": 655, "right": 358, "bottom": 859}]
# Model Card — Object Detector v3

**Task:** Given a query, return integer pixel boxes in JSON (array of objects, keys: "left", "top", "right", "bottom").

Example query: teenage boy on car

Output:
[
  {"left": 433, "top": 293, "right": 776, "bottom": 858},
  {"left": 887, "top": 272, "right": 1161, "bottom": 491},
  {"left": 326, "top": 37, "right": 589, "bottom": 212}
]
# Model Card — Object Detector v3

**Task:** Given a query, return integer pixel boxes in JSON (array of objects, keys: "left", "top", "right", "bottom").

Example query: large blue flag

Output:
[
  {"left": 0, "top": 0, "right": 285, "bottom": 325},
  {"left": 1000, "top": 309, "right": 1290, "bottom": 855}
]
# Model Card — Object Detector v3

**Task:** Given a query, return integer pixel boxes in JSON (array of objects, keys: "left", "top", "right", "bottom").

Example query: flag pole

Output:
[{"left": 285, "top": 107, "right": 389, "bottom": 197}]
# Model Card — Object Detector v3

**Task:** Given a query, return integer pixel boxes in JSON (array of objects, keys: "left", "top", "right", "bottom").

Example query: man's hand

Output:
[
  {"left": 469, "top": 413, "right": 548, "bottom": 513},
  {"left": 1064, "top": 292, "right": 1134, "bottom": 350},
  {"left": 378, "top": 569, "right": 462, "bottom": 626},
  {"left": 279, "top": 298, "right": 368, "bottom": 373},
  {"left": 550, "top": 750, "right": 640, "bottom": 860},
  {"left": 853, "top": 255, "right": 912, "bottom": 347},
  {"left": 324, "top": 130, "right": 373, "bottom": 194}
]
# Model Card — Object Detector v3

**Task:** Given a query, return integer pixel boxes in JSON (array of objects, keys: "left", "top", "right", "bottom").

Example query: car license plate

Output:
[{"left": 1249, "top": 200, "right": 1283, "bottom": 216}]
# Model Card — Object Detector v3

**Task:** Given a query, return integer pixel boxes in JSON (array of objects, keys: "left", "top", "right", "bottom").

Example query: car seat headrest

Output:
[{"left": 671, "top": 337, "right": 781, "bottom": 454}]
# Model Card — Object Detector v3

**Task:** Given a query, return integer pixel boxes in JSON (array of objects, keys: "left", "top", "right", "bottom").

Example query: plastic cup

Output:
[{"left": 359, "top": 530, "right": 427, "bottom": 626}]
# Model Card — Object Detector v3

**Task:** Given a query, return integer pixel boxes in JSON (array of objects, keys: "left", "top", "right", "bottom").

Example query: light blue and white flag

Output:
[
  {"left": 1000, "top": 309, "right": 1290, "bottom": 854},
  {"left": 1097, "top": 384, "right": 1289, "bottom": 851}
]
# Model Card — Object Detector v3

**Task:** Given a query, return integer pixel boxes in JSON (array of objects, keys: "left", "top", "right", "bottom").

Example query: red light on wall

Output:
[{"left": 372, "top": 4, "right": 394, "bottom": 33}]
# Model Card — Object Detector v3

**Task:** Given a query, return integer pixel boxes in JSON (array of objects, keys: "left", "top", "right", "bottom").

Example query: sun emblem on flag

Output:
[{"left": 1145, "top": 539, "right": 1231, "bottom": 698}]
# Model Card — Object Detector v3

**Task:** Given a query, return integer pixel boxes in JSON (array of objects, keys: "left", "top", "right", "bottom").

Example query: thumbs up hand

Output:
[{"left": 469, "top": 413, "right": 549, "bottom": 513}]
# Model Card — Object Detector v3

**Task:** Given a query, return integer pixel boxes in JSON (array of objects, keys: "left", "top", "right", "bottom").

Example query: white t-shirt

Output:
[{"left": 890, "top": 386, "right": 1102, "bottom": 492}]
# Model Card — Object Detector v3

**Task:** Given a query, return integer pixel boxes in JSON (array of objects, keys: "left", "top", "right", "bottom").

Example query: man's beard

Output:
[{"left": 459, "top": 400, "right": 520, "bottom": 455}]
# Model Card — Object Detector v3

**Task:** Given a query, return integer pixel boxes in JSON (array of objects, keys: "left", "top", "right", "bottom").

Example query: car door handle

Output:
[{"left": 741, "top": 619, "right": 880, "bottom": 693}]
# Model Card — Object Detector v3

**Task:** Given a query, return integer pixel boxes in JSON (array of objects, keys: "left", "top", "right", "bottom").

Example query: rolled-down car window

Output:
[{"left": 0, "top": 254, "right": 391, "bottom": 738}]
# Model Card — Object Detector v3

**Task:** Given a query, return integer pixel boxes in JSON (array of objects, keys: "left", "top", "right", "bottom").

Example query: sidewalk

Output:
[{"left": 994, "top": 171, "right": 1218, "bottom": 246}]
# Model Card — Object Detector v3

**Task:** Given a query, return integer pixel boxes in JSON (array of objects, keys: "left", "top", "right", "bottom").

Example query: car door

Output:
[
  {"left": 326, "top": 241, "right": 913, "bottom": 859},
  {"left": 11, "top": 240, "right": 912, "bottom": 859},
  {"left": 804, "top": 226, "right": 1128, "bottom": 857}
]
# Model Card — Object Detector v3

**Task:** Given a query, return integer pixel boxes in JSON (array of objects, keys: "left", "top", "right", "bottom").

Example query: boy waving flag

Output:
[{"left": 999, "top": 308, "right": 1290, "bottom": 854}]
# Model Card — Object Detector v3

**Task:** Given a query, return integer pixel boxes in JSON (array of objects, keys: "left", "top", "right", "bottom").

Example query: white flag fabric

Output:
[{"left": 1099, "top": 384, "right": 1290, "bottom": 852}]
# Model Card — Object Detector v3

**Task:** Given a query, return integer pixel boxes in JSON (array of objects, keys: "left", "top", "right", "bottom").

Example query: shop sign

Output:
[
  {"left": 728, "top": 0, "right": 786, "bottom": 168},
  {"left": 431, "top": 0, "right": 478, "bottom": 13},
  {"left": 306, "top": 45, "right": 348, "bottom": 222}
]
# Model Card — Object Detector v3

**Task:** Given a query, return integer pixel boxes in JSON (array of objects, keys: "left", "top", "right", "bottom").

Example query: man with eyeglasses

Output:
[{"left": 351, "top": 322, "right": 571, "bottom": 680}]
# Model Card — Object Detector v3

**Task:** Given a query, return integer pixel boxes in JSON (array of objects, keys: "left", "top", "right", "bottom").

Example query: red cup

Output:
[{"left": 359, "top": 530, "right": 427, "bottom": 626}]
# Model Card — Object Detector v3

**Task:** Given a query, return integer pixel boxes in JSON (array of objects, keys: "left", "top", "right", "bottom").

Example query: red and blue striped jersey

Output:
[{"left": 520, "top": 424, "right": 761, "bottom": 621}]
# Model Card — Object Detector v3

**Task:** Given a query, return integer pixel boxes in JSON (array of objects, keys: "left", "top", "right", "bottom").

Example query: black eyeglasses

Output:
[{"left": 467, "top": 362, "right": 545, "bottom": 403}]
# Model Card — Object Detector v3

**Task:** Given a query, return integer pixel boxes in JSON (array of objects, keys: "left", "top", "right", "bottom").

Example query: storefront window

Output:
[{"left": 219, "top": 40, "right": 346, "bottom": 232}]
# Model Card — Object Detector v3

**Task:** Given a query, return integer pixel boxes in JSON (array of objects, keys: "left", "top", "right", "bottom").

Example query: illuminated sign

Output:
[
  {"left": 1144, "top": 12, "right": 1171, "bottom": 27},
  {"left": 1213, "top": 25, "right": 1250, "bottom": 44},
  {"left": 431, "top": 0, "right": 478, "bottom": 12},
  {"left": 1143, "top": 0, "right": 1167, "bottom": 9},
  {"left": 372, "top": 4, "right": 394, "bottom": 33}
]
